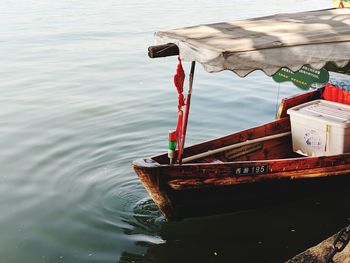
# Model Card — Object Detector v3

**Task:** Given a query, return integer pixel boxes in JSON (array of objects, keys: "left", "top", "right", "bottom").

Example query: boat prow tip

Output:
[{"left": 132, "top": 158, "right": 160, "bottom": 168}]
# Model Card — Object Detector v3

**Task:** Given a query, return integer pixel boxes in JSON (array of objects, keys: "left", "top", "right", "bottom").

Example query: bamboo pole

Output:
[{"left": 182, "top": 131, "right": 291, "bottom": 163}]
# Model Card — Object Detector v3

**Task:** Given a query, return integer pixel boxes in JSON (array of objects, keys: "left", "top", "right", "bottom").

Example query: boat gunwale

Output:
[{"left": 133, "top": 152, "right": 350, "bottom": 168}]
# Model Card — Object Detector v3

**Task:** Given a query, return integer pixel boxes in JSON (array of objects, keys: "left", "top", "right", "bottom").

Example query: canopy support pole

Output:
[{"left": 178, "top": 61, "right": 196, "bottom": 164}]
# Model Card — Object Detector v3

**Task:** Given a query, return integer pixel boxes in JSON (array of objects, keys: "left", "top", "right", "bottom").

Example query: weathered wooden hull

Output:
[
  {"left": 133, "top": 90, "right": 350, "bottom": 220},
  {"left": 133, "top": 154, "right": 350, "bottom": 220}
]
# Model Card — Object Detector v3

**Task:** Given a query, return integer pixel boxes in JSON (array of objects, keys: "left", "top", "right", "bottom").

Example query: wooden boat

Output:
[{"left": 133, "top": 8, "right": 350, "bottom": 220}]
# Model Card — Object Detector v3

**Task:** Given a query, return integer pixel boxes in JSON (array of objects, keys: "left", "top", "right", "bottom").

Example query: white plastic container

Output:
[{"left": 287, "top": 99, "right": 350, "bottom": 157}]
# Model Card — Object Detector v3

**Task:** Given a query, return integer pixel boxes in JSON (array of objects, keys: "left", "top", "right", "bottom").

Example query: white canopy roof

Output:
[{"left": 155, "top": 8, "right": 350, "bottom": 77}]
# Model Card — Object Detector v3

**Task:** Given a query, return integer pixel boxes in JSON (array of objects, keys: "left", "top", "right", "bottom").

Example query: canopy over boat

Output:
[
  {"left": 154, "top": 8, "right": 350, "bottom": 77},
  {"left": 136, "top": 8, "right": 350, "bottom": 220}
]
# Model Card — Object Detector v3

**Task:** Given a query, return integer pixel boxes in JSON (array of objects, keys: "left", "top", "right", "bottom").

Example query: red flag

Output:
[
  {"left": 172, "top": 57, "right": 186, "bottom": 162},
  {"left": 174, "top": 57, "right": 185, "bottom": 93}
]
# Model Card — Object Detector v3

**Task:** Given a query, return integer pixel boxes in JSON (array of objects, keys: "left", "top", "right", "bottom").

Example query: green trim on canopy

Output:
[{"left": 272, "top": 65, "right": 329, "bottom": 90}]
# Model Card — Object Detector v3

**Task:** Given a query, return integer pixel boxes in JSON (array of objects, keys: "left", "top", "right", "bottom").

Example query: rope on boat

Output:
[{"left": 275, "top": 83, "right": 281, "bottom": 118}]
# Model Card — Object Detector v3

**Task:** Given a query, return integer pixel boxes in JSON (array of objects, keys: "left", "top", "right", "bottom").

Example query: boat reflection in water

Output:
[{"left": 120, "top": 189, "right": 350, "bottom": 262}]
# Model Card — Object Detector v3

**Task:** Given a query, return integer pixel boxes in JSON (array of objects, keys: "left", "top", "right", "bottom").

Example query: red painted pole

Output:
[{"left": 178, "top": 61, "right": 196, "bottom": 163}]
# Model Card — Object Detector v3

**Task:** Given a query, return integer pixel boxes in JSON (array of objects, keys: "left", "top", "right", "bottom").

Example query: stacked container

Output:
[{"left": 287, "top": 99, "right": 350, "bottom": 157}]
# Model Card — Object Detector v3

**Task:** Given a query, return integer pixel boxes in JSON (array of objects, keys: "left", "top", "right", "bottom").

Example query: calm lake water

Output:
[{"left": 1, "top": 0, "right": 350, "bottom": 262}]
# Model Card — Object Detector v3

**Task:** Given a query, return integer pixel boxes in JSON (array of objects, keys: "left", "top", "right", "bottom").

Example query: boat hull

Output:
[
  {"left": 133, "top": 155, "right": 350, "bottom": 220},
  {"left": 133, "top": 90, "right": 350, "bottom": 220},
  {"left": 159, "top": 175, "right": 350, "bottom": 220}
]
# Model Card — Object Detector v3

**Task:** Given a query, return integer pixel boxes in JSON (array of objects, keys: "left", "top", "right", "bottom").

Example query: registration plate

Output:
[{"left": 232, "top": 164, "right": 268, "bottom": 176}]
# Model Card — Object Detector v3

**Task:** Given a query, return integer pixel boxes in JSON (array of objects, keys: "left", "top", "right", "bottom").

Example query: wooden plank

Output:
[
  {"left": 168, "top": 164, "right": 350, "bottom": 190},
  {"left": 181, "top": 117, "right": 291, "bottom": 160},
  {"left": 164, "top": 153, "right": 350, "bottom": 179},
  {"left": 223, "top": 135, "right": 294, "bottom": 161},
  {"left": 182, "top": 132, "right": 291, "bottom": 163},
  {"left": 276, "top": 89, "right": 322, "bottom": 119}
]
